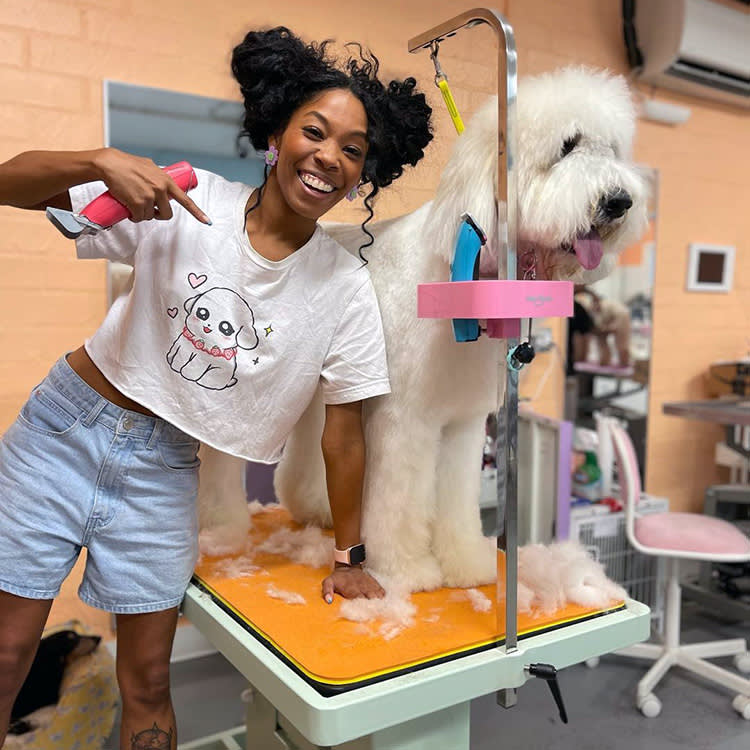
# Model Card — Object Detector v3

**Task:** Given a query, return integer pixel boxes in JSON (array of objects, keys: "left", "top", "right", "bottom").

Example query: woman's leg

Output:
[
  {"left": 115, "top": 607, "right": 180, "bottom": 750},
  {"left": 0, "top": 591, "right": 53, "bottom": 746}
]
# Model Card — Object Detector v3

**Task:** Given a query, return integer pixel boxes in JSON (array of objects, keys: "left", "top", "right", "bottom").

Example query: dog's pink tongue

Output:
[{"left": 573, "top": 229, "right": 603, "bottom": 270}]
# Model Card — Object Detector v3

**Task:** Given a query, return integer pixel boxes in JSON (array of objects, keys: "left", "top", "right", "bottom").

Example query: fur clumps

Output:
[
  {"left": 230, "top": 26, "right": 433, "bottom": 193},
  {"left": 338, "top": 575, "right": 417, "bottom": 640},
  {"left": 258, "top": 526, "right": 334, "bottom": 568},
  {"left": 517, "top": 542, "right": 627, "bottom": 614}
]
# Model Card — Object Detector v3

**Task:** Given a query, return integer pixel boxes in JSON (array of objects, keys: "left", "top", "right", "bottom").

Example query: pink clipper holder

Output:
[{"left": 417, "top": 280, "right": 573, "bottom": 338}]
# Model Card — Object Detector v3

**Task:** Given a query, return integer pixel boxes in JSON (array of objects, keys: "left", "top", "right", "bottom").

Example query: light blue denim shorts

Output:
[{"left": 0, "top": 355, "right": 201, "bottom": 614}]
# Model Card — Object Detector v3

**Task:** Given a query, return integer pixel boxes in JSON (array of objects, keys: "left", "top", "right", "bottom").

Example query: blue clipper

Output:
[{"left": 450, "top": 212, "right": 487, "bottom": 342}]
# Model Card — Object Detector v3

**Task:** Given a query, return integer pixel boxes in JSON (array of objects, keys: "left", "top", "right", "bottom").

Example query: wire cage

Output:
[{"left": 570, "top": 495, "right": 669, "bottom": 633}]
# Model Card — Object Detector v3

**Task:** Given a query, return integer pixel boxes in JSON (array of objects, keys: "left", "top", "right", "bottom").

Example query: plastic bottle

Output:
[{"left": 572, "top": 450, "right": 602, "bottom": 501}]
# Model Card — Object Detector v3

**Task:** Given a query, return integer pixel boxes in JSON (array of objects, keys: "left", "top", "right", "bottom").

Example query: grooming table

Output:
[
  {"left": 662, "top": 397, "right": 750, "bottom": 426},
  {"left": 183, "top": 507, "right": 650, "bottom": 749}
]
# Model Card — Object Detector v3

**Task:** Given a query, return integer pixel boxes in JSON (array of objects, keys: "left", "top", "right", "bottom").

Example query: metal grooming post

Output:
[{"left": 408, "top": 8, "right": 520, "bottom": 660}]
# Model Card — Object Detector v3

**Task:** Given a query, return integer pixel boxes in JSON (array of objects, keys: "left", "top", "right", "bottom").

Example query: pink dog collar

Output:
[{"left": 182, "top": 326, "right": 237, "bottom": 360}]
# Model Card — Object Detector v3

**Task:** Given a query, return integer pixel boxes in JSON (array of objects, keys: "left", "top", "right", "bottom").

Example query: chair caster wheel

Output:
[
  {"left": 638, "top": 693, "right": 662, "bottom": 718},
  {"left": 585, "top": 657, "right": 600, "bottom": 668},
  {"left": 732, "top": 695, "right": 750, "bottom": 720},
  {"left": 734, "top": 652, "right": 750, "bottom": 674}
]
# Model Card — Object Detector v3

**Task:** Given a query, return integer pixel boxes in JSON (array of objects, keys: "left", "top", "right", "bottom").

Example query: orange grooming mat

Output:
[{"left": 192, "top": 506, "right": 624, "bottom": 695}]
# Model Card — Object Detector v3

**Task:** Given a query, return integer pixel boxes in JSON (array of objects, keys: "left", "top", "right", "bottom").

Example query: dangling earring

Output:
[
  {"left": 264, "top": 144, "right": 278, "bottom": 167},
  {"left": 346, "top": 184, "right": 359, "bottom": 202}
]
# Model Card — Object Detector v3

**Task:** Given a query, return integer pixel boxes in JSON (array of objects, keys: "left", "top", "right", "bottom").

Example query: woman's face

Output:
[{"left": 271, "top": 88, "right": 368, "bottom": 221}]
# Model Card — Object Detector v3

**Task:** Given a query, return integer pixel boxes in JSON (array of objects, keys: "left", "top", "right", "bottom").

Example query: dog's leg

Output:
[
  {"left": 573, "top": 332, "right": 590, "bottom": 364},
  {"left": 274, "top": 389, "right": 331, "bottom": 527},
  {"left": 596, "top": 333, "right": 612, "bottom": 366},
  {"left": 197, "top": 444, "right": 250, "bottom": 555},
  {"left": 433, "top": 415, "right": 497, "bottom": 588},
  {"left": 360, "top": 406, "right": 444, "bottom": 592},
  {"left": 614, "top": 319, "right": 631, "bottom": 367}
]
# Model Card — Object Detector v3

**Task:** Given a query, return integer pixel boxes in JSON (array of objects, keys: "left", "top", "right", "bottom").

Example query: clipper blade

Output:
[{"left": 46, "top": 207, "right": 101, "bottom": 239}]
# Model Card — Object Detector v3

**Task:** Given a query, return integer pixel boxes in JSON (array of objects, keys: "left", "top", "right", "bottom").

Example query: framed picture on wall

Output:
[{"left": 686, "top": 244, "right": 735, "bottom": 293}]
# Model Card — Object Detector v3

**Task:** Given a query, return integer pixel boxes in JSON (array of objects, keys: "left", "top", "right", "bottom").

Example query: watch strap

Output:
[{"left": 334, "top": 543, "right": 366, "bottom": 566}]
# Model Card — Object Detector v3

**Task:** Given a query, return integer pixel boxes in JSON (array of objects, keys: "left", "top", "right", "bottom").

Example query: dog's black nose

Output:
[{"left": 600, "top": 189, "right": 632, "bottom": 220}]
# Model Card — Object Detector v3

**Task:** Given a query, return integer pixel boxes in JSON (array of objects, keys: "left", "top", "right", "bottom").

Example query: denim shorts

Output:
[{"left": 0, "top": 355, "right": 201, "bottom": 613}]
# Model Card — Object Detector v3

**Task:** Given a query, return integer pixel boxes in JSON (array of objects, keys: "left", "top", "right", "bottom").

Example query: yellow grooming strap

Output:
[{"left": 437, "top": 78, "right": 465, "bottom": 135}]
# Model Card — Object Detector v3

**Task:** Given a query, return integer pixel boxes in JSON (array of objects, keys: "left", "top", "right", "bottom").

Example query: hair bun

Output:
[
  {"left": 231, "top": 27, "right": 346, "bottom": 151},
  {"left": 231, "top": 26, "right": 434, "bottom": 254}
]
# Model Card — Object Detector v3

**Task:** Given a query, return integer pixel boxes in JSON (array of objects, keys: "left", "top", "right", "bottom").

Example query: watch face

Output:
[{"left": 349, "top": 544, "right": 366, "bottom": 565}]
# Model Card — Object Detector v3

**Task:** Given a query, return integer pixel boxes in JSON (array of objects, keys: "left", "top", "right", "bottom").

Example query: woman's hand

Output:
[
  {"left": 322, "top": 565, "right": 385, "bottom": 603},
  {"left": 93, "top": 148, "right": 210, "bottom": 224}
]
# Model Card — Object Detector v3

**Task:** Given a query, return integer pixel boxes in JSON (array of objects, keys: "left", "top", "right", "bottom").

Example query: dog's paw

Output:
[
  {"left": 439, "top": 536, "right": 497, "bottom": 588},
  {"left": 369, "top": 554, "right": 444, "bottom": 593}
]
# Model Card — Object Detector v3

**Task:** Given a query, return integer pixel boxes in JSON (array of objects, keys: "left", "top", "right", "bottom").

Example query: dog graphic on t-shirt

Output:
[{"left": 167, "top": 287, "right": 259, "bottom": 390}]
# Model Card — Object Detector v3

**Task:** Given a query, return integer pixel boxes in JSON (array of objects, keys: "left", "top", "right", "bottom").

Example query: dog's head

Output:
[
  {"left": 428, "top": 67, "right": 649, "bottom": 284},
  {"left": 183, "top": 287, "right": 259, "bottom": 351},
  {"left": 37, "top": 630, "right": 101, "bottom": 663}
]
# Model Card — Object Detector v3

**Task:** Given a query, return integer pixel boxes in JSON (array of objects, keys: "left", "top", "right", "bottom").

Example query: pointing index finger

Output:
[{"left": 168, "top": 181, "right": 212, "bottom": 225}]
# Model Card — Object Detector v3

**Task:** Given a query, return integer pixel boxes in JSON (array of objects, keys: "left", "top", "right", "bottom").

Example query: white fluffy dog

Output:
[{"left": 198, "top": 68, "right": 648, "bottom": 606}]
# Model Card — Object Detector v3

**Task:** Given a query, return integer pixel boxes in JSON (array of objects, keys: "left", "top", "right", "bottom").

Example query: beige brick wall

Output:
[{"left": 1, "top": 2, "right": 748, "bottom": 629}]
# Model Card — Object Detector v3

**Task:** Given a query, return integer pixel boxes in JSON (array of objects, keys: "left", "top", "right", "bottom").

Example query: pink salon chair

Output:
[{"left": 608, "top": 421, "right": 750, "bottom": 719}]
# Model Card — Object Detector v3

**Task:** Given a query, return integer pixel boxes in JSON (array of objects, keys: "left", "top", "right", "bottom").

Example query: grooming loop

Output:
[
  {"left": 430, "top": 41, "right": 465, "bottom": 135},
  {"left": 521, "top": 250, "right": 538, "bottom": 281}
]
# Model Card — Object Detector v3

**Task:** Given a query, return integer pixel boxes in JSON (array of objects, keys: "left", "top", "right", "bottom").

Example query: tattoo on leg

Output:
[{"left": 131, "top": 722, "right": 174, "bottom": 749}]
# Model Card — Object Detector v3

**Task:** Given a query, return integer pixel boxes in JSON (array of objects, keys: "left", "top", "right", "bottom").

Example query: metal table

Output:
[{"left": 181, "top": 585, "right": 649, "bottom": 749}]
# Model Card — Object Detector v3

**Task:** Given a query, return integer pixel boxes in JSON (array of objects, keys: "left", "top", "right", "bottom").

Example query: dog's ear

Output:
[
  {"left": 70, "top": 635, "right": 101, "bottom": 659},
  {"left": 236, "top": 322, "right": 259, "bottom": 351},
  {"left": 183, "top": 294, "right": 201, "bottom": 314}
]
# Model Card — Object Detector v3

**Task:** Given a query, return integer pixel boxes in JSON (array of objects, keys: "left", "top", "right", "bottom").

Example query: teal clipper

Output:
[{"left": 450, "top": 212, "right": 487, "bottom": 342}]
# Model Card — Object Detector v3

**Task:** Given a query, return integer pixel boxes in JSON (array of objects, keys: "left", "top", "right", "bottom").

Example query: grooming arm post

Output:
[{"left": 409, "top": 7, "right": 519, "bottom": 654}]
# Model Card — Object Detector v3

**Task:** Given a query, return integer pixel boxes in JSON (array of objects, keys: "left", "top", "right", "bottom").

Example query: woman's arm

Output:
[
  {"left": 0, "top": 150, "right": 100, "bottom": 210},
  {"left": 320, "top": 400, "right": 385, "bottom": 602},
  {"left": 0, "top": 148, "right": 210, "bottom": 224}
]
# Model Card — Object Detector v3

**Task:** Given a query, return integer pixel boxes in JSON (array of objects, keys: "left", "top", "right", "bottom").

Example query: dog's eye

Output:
[
  {"left": 561, "top": 133, "right": 581, "bottom": 158},
  {"left": 219, "top": 321, "right": 235, "bottom": 336},
  {"left": 196, "top": 307, "right": 209, "bottom": 321}
]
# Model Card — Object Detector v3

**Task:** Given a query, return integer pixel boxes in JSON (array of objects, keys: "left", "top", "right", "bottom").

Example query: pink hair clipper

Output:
[{"left": 46, "top": 161, "right": 198, "bottom": 239}]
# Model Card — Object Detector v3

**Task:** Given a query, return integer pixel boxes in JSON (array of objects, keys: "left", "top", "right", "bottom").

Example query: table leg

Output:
[{"left": 244, "top": 685, "right": 471, "bottom": 750}]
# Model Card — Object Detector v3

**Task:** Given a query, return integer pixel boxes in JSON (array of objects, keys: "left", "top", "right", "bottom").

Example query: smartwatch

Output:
[{"left": 334, "top": 543, "right": 366, "bottom": 566}]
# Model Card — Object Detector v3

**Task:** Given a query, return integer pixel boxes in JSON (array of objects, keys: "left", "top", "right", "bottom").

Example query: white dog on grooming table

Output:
[{"left": 198, "top": 67, "right": 648, "bottom": 602}]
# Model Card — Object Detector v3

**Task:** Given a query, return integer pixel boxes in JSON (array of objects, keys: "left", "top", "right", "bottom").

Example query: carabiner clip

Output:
[{"left": 429, "top": 41, "right": 465, "bottom": 135}]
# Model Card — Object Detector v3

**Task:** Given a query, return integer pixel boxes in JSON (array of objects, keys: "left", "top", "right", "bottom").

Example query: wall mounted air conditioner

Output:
[{"left": 624, "top": 0, "right": 749, "bottom": 109}]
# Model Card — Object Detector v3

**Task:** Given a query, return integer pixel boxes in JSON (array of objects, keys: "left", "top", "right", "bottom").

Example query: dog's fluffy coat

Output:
[{"left": 198, "top": 68, "right": 648, "bottom": 609}]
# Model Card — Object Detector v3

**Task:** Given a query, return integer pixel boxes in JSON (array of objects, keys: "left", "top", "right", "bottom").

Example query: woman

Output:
[{"left": 0, "top": 27, "right": 432, "bottom": 749}]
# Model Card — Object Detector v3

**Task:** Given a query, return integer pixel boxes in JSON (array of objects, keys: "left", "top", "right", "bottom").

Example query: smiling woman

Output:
[
  {"left": 0, "top": 24, "right": 433, "bottom": 750},
  {"left": 232, "top": 27, "right": 433, "bottom": 258},
  {"left": 244, "top": 89, "right": 369, "bottom": 261}
]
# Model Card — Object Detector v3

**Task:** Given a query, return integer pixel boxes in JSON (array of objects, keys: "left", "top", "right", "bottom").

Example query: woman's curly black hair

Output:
[{"left": 231, "top": 26, "right": 433, "bottom": 256}]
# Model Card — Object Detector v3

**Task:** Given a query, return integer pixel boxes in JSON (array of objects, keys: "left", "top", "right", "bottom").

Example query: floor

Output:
[{"left": 101, "top": 602, "right": 749, "bottom": 749}]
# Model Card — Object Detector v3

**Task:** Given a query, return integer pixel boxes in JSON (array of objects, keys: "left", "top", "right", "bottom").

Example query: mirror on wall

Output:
[{"left": 564, "top": 167, "right": 658, "bottom": 484}]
